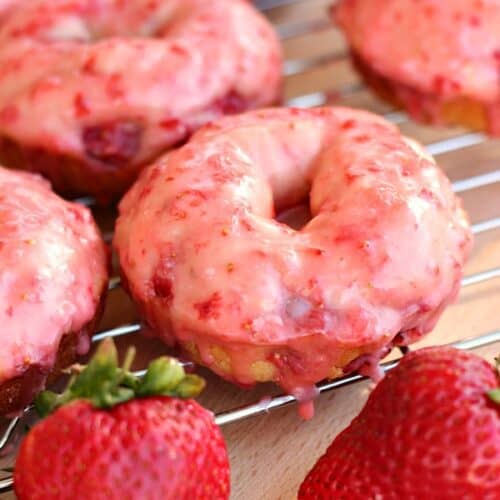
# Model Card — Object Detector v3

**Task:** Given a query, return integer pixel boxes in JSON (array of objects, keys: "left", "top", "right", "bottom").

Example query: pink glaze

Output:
[
  {"left": 336, "top": 0, "right": 500, "bottom": 133},
  {"left": 0, "top": 0, "right": 17, "bottom": 20},
  {"left": 0, "top": 167, "right": 108, "bottom": 384},
  {"left": 114, "top": 107, "right": 472, "bottom": 400},
  {"left": 0, "top": 0, "right": 282, "bottom": 194}
]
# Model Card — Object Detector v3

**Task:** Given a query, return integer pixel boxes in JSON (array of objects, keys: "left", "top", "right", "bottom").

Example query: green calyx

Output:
[
  {"left": 35, "top": 338, "right": 205, "bottom": 418},
  {"left": 487, "top": 356, "right": 500, "bottom": 406}
]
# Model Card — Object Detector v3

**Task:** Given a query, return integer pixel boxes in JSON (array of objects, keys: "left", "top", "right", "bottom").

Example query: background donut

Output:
[
  {"left": 335, "top": 0, "right": 500, "bottom": 135},
  {"left": 0, "top": 167, "right": 109, "bottom": 414},
  {"left": 0, "top": 0, "right": 282, "bottom": 201}
]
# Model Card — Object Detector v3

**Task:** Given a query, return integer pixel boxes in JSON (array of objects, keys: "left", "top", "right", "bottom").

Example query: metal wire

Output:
[
  {"left": 453, "top": 170, "right": 500, "bottom": 193},
  {"left": 284, "top": 51, "right": 346, "bottom": 76},
  {"left": 214, "top": 330, "right": 500, "bottom": 426},
  {"left": 1, "top": 1, "right": 500, "bottom": 493},
  {"left": 278, "top": 17, "right": 331, "bottom": 40},
  {"left": 471, "top": 217, "right": 500, "bottom": 235},
  {"left": 256, "top": 0, "right": 305, "bottom": 10},
  {"left": 0, "top": 477, "right": 12, "bottom": 491}
]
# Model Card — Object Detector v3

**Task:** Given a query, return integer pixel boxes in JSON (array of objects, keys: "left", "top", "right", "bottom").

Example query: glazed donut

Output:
[
  {"left": 0, "top": 0, "right": 282, "bottom": 202},
  {"left": 114, "top": 107, "right": 472, "bottom": 410},
  {"left": 0, "top": 167, "right": 108, "bottom": 415},
  {"left": 335, "top": 0, "right": 500, "bottom": 135}
]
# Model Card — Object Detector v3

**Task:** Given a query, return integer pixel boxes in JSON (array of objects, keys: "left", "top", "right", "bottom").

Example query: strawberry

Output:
[
  {"left": 299, "top": 347, "right": 500, "bottom": 499},
  {"left": 14, "top": 339, "right": 230, "bottom": 500}
]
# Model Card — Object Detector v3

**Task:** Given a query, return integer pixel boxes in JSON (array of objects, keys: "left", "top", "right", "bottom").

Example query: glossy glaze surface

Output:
[{"left": 0, "top": 0, "right": 16, "bottom": 20}]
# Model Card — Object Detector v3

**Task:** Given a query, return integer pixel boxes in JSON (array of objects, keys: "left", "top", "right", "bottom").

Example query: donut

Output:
[
  {"left": 114, "top": 107, "right": 472, "bottom": 408},
  {"left": 0, "top": 167, "right": 108, "bottom": 415},
  {"left": 335, "top": 0, "right": 500, "bottom": 135},
  {"left": 0, "top": 0, "right": 282, "bottom": 202}
]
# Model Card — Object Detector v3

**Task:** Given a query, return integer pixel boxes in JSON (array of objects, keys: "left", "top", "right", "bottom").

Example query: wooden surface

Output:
[{"left": 2, "top": 1, "right": 500, "bottom": 498}]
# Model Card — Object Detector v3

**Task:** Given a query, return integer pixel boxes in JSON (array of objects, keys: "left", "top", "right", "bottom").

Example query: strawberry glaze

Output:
[
  {"left": 336, "top": 0, "right": 500, "bottom": 134},
  {"left": 0, "top": 0, "right": 16, "bottom": 20},
  {"left": 0, "top": 0, "right": 10, "bottom": 9},
  {"left": 114, "top": 107, "right": 472, "bottom": 404},
  {"left": 0, "top": 0, "right": 282, "bottom": 199},
  {"left": 0, "top": 167, "right": 108, "bottom": 384}
]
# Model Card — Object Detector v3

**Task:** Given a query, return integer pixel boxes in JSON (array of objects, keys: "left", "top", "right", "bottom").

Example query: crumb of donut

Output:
[
  {"left": 250, "top": 361, "right": 277, "bottom": 382},
  {"left": 182, "top": 341, "right": 202, "bottom": 364},
  {"left": 210, "top": 346, "right": 232, "bottom": 375},
  {"left": 338, "top": 348, "right": 362, "bottom": 367},
  {"left": 328, "top": 366, "right": 343, "bottom": 379}
]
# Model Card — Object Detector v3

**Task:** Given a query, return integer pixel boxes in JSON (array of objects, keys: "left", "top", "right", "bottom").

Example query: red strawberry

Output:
[
  {"left": 299, "top": 347, "right": 500, "bottom": 499},
  {"left": 14, "top": 339, "right": 230, "bottom": 500}
]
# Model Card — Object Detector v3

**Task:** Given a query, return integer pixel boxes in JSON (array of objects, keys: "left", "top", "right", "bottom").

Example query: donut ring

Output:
[
  {"left": 114, "top": 107, "right": 472, "bottom": 402},
  {"left": 0, "top": 0, "right": 282, "bottom": 201},
  {"left": 335, "top": 0, "right": 500, "bottom": 135},
  {"left": 0, "top": 167, "right": 108, "bottom": 414}
]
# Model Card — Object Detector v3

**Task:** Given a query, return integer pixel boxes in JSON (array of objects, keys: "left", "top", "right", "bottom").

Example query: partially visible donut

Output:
[
  {"left": 0, "top": 167, "right": 108, "bottom": 415},
  {"left": 0, "top": 0, "right": 282, "bottom": 201},
  {"left": 335, "top": 0, "right": 500, "bottom": 135},
  {"left": 114, "top": 107, "right": 472, "bottom": 408}
]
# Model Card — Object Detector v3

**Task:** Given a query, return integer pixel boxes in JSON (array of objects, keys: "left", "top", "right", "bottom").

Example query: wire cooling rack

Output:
[{"left": 1, "top": 0, "right": 500, "bottom": 494}]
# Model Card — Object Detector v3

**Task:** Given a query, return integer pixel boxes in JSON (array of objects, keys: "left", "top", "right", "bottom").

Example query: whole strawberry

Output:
[
  {"left": 14, "top": 339, "right": 230, "bottom": 500},
  {"left": 299, "top": 347, "right": 500, "bottom": 499}
]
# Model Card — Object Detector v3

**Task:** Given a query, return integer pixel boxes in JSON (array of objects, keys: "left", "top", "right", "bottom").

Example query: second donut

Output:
[{"left": 0, "top": 0, "right": 282, "bottom": 201}]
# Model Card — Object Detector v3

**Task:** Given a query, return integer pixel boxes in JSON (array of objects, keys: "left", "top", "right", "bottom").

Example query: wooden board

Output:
[{"left": 1, "top": 1, "right": 500, "bottom": 498}]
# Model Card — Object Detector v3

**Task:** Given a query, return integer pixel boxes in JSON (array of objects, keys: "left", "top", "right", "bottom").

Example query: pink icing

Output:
[
  {"left": 0, "top": 0, "right": 16, "bottom": 21},
  {"left": 298, "top": 401, "right": 316, "bottom": 421},
  {"left": 336, "top": 0, "right": 500, "bottom": 102},
  {"left": 293, "top": 386, "right": 320, "bottom": 420},
  {"left": 343, "top": 345, "right": 391, "bottom": 383},
  {"left": 114, "top": 107, "right": 472, "bottom": 401},
  {"left": 0, "top": 167, "right": 108, "bottom": 383},
  {"left": 0, "top": 0, "right": 282, "bottom": 168}
]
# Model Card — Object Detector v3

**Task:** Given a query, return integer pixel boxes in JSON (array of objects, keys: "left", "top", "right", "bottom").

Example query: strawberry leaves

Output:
[
  {"left": 487, "top": 356, "right": 500, "bottom": 405},
  {"left": 35, "top": 338, "right": 205, "bottom": 417},
  {"left": 137, "top": 356, "right": 204, "bottom": 397},
  {"left": 489, "top": 389, "right": 500, "bottom": 404}
]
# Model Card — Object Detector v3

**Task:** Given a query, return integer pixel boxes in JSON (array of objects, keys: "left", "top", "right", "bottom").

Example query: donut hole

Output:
[
  {"left": 43, "top": 15, "right": 94, "bottom": 43},
  {"left": 10, "top": 2, "right": 178, "bottom": 43},
  {"left": 276, "top": 200, "right": 312, "bottom": 230},
  {"left": 41, "top": 17, "right": 170, "bottom": 43}
]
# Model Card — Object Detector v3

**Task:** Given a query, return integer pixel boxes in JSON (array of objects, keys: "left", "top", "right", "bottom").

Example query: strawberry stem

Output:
[
  {"left": 35, "top": 338, "right": 205, "bottom": 417},
  {"left": 487, "top": 356, "right": 500, "bottom": 406},
  {"left": 122, "top": 346, "right": 136, "bottom": 375},
  {"left": 488, "top": 389, "right": 500, "bottom": 405}
]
